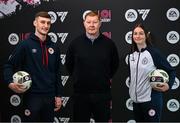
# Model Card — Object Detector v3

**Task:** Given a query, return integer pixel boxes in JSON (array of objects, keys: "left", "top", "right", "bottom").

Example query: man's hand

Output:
[
  {"left": 8, "top": 82, "right": 26, "bottom": 93},
  {"left": 54, "top": 97, "right": 62, "bottom": 111},
  {"left": 152, "top": 82, "right": 169, "bottom": 92}
]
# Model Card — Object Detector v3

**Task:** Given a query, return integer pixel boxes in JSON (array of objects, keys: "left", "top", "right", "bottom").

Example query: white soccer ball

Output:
[
  {"left": 149, "top": 69, "right": 169, "bottom": 88},
  {"left": 13, "top": 71, "right": 32, "bottom": 91}
]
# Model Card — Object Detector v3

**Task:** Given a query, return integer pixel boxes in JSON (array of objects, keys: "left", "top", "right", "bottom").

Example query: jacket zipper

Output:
[{"left": 135, "top": 52, "right": 141, "bottom": 102}]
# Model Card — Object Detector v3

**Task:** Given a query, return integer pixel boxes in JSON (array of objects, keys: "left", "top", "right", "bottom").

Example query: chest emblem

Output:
[
  {"left": 32, "top": 49, "right": 37, "bottom": 53},
  {"left": 48, "top": 47, "right": 54, "bottom": 54},
  {"left": 142, "top": 57, "right": 148, "bottom": 65}
]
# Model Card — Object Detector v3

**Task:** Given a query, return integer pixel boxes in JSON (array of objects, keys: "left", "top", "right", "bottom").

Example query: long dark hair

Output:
[{"left": 131, "top": 23, "right": 152, "bottom": 52}]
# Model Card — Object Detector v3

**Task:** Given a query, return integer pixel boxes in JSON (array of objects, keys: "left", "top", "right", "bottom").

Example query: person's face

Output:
[
  {"left": 83, "top": 15, "right": 101, "bottom": 36},
  {"left": 33, "top": 16, "right": 51, "bottom": 36},
  {"left": 133, "top": 27, "right": 146, "bottom": 45}
]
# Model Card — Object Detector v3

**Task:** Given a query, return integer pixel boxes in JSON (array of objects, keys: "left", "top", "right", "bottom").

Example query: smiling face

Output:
[
  {"left": 33, "top": 16, "right": 51, "bottom": 36},
  {"left": 83, "top": 14, "right": 101, "bottom": 36},
  {"left": 133, "top": 27, "right": 146, "bottom": 46}
]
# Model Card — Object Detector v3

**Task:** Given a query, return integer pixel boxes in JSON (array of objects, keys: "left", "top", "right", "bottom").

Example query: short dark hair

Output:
[{"left": 35, "top": 11, "right": 51, "bottom": 19}]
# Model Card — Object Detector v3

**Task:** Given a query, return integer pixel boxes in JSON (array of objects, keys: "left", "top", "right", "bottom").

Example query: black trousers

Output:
[
  {"left": 133, "top": 100, "right": 162, "bottom": 122},
  {"left": 73, "top": 92, "right": 111, "bottom": 122},
  {"left": 22, "top": 94, "right": 55, "bottom": 122}
]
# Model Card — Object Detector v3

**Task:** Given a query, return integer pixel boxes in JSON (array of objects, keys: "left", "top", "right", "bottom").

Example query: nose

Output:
[
  {"left": 89, "top": 22, "right": 94, "bottom": 27},
  {"left": 45, "top": 22, "right": 50, "bottom": 27}
]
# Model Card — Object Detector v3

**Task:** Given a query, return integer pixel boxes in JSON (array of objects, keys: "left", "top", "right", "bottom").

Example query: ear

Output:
[
  {"left": 83, "top": 20, "right": 86, "bottom": 27},
  {"left": 33, "top": 20, "right": 36, "bottom": 27},
  {"left": 99, "top": 21, "right": 102, "bottom": 27}
]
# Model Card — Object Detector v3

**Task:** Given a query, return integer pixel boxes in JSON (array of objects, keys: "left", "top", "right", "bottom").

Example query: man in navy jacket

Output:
[{"left": 4, "top": 11, "right": 63, "bottom": 122}]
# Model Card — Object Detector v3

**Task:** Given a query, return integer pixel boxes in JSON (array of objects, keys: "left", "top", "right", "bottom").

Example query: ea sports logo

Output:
[
  {"left": 125, "top": 9, "right": 138, "bottom": 22},
  {"left": 125, "top": 31, "right": 132, "bottom": 44},
  {"left": 167, "top": 99, "right": 180, "bottom": 112},
  {"left": 171, "top": 77, "right": 180, "bottom": 90},
  {"left": 166, "top": 8, "right": 179, "bottom": 21},
  {"left": 83, "top": 10, "right": 92, "bottom": 20},
  {"left": 48, "top": 11, "right": 57, "bottom": 24},
  {"left": 126, "top": 98, "right": 133, "bottom": 111},
  {"left": 127, "top": 120, "right": 136, "bottom": 123},
  {"left": 48, "top": 32, "right": 58, "bottom": 43},
  {"left": 10, "top": 94, "right": 21, "bottom": 107},
  {"left": 167, "top": 54, "right": 179, "bottom": 67},
  {"left": 125, "top": 9, "right": 150, "bottom": 22},
  {"left": 8, "top": 33, "right": 19, "bottom": 45},
  {"left": 11, "top": 115, "right": 21, "bottom": 123},
  {"left": 166, "top": 31, "right": 179, "bottom": 44}
]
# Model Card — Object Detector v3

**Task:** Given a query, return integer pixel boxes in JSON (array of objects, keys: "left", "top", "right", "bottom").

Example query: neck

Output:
[
  {"left": 86, "top": 32, "right": 100, "bottom": 40},
  {"left": 137, "top": 43, "right": 147, "bottom": 51},
  {"left": 35, "top": 32, "right": 46, "bottom": 41}
]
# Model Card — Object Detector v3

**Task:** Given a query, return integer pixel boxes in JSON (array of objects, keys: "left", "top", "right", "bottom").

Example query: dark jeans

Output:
[{"left": 73, "top": 92, "right": 111, "bottom": 122}]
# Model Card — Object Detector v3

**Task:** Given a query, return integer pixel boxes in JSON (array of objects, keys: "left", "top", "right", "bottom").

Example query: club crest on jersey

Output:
[
  {"left": 48, "top": 47, "right": 54, "bottom": 54},
  {"left": 148, "top": 109, "right": 156, "bottom": 116},
  {"left": 24, "top": 109, "right": 31, "bottom": 116},
  {"left": 32, "top": 49, "right": 37, "bottom": 53},
  {"left": 142, "top": 57, "right": 148, "bottom": 65}
]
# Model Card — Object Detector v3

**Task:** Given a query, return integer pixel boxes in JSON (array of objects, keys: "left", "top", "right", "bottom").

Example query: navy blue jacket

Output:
[{"left": 4, "top": 33, "right": 63, "bottom": 97}]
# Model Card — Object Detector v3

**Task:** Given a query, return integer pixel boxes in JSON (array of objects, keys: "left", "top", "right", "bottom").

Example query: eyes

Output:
[
  {"left": 39, "top": 20, "right": 51, "bottom": 26},
  {"left": 133, "top": 31, "right": 145, "bottom": 36},
  {"left": 85, "top": 21, "right": 99, "bottom": 24}
]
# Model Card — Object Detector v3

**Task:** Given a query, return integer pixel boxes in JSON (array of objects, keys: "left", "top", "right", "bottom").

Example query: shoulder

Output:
[
  {"left": 15, "top": 39, "right": 29, "bottom": 50},
  {"left": 69, "top": 34, "right": 85, "bottom": 46},
  {"left": 99, "top": 34, "right": 116, "bottom": 46},
  {"left": 147, "top": 46, "right": 164, "bottom": 57}
]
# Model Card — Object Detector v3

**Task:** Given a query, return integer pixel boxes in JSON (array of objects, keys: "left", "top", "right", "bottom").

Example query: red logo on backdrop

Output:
[
  {"left": 99, "top": 9, "right": 111, "bottom": 22},
  {"left": 102, "top": 32, "right": 111, "bottom": 39},
  {"left": 20, "top": 33, "right": 31, "bottom": 40}
]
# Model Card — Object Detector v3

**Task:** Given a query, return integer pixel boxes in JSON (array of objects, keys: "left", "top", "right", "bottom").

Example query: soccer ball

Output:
[
  {"left": 149, "top": 69, "right": 169, "bottom": 88},
  {"left": 13, "top": 71, "right": 32, "bottom": 91}
]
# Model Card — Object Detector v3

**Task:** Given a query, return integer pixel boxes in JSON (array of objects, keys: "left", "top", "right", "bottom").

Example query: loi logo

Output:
[
  {"left": 99, "top": 9, "right": 111, "bottom": 22},
  {"left": 102, "top": 32, "right": 111, "bottom": 39}
]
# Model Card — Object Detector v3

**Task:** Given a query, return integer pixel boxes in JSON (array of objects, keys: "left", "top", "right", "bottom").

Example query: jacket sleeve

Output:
[
  {"left": 65, "top": 41, "right": 75, "bottom": 76},
  {"left": 55, "top": 46, "right": 63, "bottom": 97},
  {"left": 150, "top": 47, "right": 176, "bottom": 89},
  {"left": 3, "top": 42, "right": 26, "bottom": 84},
  {"left": 110, "top": 41, "right": 119, "bottom": 78}
]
